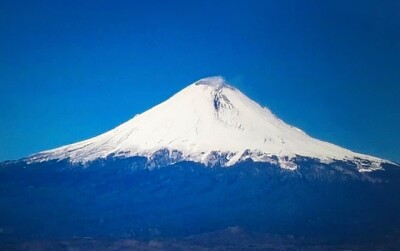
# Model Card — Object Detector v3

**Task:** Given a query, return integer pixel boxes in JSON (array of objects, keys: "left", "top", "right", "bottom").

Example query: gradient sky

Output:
[{"left": 0, "top": 0, "right": 399, "bottom": 162}]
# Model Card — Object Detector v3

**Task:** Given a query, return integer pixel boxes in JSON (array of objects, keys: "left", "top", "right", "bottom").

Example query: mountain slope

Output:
[
  {"left": 1, "top": 158, "right": 400, "bottom": 246},
  {"left": 28, "top": 76, "right": 389, "bottom": 171}
]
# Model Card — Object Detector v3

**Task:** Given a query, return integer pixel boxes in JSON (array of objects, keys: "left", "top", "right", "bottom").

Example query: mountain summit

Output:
[{"left": 29, "top": 76, "right": 388, "bottom": 171}]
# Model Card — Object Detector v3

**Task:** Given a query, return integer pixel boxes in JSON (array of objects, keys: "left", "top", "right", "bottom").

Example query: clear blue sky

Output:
[{"left": 0, "top": 0, "right": 399, "bottom": 162}]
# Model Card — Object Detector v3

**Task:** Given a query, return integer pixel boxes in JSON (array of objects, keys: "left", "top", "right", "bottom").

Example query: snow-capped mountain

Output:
[
  {"left": 28, "top": 76, "right": 389, "bottom": 171},
  {"left": 2, "top": 77, "right": 400, "bottom": 248}
]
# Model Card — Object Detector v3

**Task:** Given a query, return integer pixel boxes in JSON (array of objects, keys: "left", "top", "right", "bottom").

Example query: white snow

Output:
[{"left": 28, "top": 76, "right": 391, "bottom": 171}]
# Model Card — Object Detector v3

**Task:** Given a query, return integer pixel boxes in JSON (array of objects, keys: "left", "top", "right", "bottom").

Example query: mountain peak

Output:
[
  {"left": 193, "top": 76, "right": 235, "bottom": 90},
  {"left": 28, "top": 76, "right": 389, "bottom": 171}
]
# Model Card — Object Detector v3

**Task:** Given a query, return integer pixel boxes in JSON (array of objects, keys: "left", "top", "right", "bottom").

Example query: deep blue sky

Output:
[{"left": 0, "top": 0, "right": 399, "bottom": 162}]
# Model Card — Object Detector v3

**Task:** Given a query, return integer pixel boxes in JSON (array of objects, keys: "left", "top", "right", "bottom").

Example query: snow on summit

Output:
[{"left": 29, "top": 76, "right": 389, "bottom": 171}]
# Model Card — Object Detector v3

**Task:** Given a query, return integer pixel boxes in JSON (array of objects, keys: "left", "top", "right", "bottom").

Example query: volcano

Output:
[
  {"left": 28, "top": 76, "right": 389, "bottom": 171},
  {"left": 0, "top": 77, "right": 399, "bottom": 249}
]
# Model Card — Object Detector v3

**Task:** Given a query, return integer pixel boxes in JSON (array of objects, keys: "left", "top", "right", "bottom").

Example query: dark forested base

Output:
[{"left": 0, "top": 157, "right": 400, "bottom": 249}]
